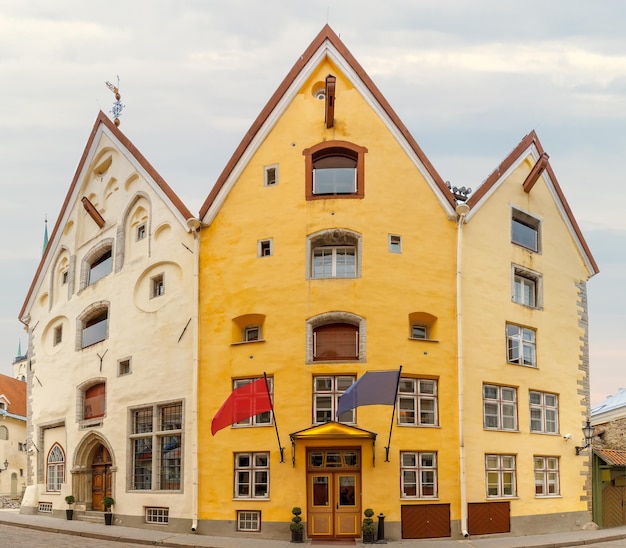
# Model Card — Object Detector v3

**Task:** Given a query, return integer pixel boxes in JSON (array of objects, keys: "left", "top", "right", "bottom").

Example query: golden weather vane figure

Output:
[{"left": 105, "top": 76, "right": 125, "bottom": 126}]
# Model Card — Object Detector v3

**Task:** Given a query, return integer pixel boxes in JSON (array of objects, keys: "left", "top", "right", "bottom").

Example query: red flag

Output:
[{"left": 211, "top": 378, "right": 273, "bottom": 435}]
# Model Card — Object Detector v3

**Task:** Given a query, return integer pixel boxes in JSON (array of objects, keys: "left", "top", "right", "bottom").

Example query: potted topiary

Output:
[
  {"left": 64, "top": 495, "right": 75, "bottom": 520},
  {"left": 362, "top": 508, "right": 376, "bottom": 544},
  {"left": 103, "top": 496, "right": 114, "bottom": 525},
  {"left": 289, "top": 506, "right": 304, "bottom": 543}
]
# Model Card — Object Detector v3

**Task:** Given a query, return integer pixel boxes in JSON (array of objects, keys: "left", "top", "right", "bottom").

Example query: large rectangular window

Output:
[
  {"left": 398, "top": 378, "right": 438, "bottom": 426},
  {"left": 400, "top": 451, "right": 437, "bottom": 498},
  {"left": 486, "top": 454, "right": 516, "bottom": 497},
  {"left": 234, "top": 452, "right": 269, "bottom": 499},
  {"left": 506, "top": 323, "right": 536, "bottom": 367},
  {"left": 314, "top": 376, "right": 355, "bottom": 424},
  {"left": 130, "top": 401, "right": 183, "bottom": 491},
  {"left": 534, "top": 456, "right": 559, "bottom": 496},
  {"left": 233, "top": 377, "right": 273, "bottom": 427},
  {"left": 483, "top": 385, "right": 517, "bottom": 431},
  {"left": 529, "top": 391, "right": 559, "bottom": 433},
  {"left": 82, "top": 310, "right": 108, "bottom": 348}
]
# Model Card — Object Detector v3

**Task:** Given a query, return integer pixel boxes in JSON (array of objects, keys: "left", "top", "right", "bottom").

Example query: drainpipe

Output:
[
  {"left": 455, "top": 202, "right": 470, "bottom": 539},
  {"left": 186, "top": 218, "right": 202, "bottom": 532}
]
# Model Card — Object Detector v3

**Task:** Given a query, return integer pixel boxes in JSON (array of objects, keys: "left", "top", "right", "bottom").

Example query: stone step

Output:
[{"left": 75, "top": 511, "right": 106, "bottom": 524}]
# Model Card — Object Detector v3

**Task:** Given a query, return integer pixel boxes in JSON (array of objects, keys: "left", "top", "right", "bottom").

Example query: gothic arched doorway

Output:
[{"left": 91, "top": 444, "right": 112, "bottom": 511}]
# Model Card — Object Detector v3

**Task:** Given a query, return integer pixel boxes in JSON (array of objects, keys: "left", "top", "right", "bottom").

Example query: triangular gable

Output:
[
  {"left": 199, "top": 24, "right": 455, "bottom": 223},
  {"left": 19, "top": 111, "right": 194, "bottom": 323},
  {"left": 467, "top": 130, "right": 599, "bottom": 276}
]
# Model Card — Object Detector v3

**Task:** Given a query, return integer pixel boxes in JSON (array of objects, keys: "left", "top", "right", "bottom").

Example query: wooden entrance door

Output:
[
  {"left": 602, "top": 483, "right": 626, "bottom": 527},
  {"left": 307, "top": 449, "right": 361, "bottom": 539},
  {"left": 91, "top": 445, "right": 112, "bottom": 511}
]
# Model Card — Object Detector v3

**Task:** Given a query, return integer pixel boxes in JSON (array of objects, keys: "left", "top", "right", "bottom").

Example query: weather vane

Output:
[{"left": 105, "top": 76, "right": 125, "bottom": 126}]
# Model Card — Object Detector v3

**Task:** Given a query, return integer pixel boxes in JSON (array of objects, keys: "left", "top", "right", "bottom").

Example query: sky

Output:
[{"left": 0, "top": 1, "right": 624, "bottom": 406}]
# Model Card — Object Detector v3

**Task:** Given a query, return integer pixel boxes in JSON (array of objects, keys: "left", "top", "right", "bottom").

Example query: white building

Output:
[{"left": 18, "top": 112, "right": 198, "bottom": 529}]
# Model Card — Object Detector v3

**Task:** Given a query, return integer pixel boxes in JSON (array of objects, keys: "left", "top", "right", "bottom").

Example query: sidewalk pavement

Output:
[{"left": 2, "top": 509, "right": 626, "bottom": 548}]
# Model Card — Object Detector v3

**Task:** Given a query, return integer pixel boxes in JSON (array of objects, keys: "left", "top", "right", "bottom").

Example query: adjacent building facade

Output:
[
  {"left": 18, "top": 112, "right": 197, "bottom": 529},
  {"left": 0, "top": 373, "right": 27, "bottom": 500},
  {"left": 195, "top": 25, "right": 598, "bottom": 541},
  {"left": 18, "top": 26, "right": 599, "bottom": 541}
]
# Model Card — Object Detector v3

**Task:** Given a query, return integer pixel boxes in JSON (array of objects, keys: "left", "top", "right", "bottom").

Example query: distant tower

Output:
[{"left": 42, "top": 216, "right": 49, "bottom": 255}]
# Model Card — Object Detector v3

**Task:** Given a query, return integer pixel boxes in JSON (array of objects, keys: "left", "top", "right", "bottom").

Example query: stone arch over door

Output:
[{"left": 71, "top": 432, "right": 116, "bottom": 510}]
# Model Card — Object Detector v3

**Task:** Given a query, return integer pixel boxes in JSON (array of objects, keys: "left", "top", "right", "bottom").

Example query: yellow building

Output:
[{"left": 195, "top": 25, "right": 598, "bottom": 542}]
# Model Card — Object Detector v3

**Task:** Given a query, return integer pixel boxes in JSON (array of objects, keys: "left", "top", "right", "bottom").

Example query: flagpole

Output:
[
  {"left": 264, "top": 372, "right": 285, "bottom": 463},
  {"left": 384, "top": 365, "right": 403, "bottom": 462}
]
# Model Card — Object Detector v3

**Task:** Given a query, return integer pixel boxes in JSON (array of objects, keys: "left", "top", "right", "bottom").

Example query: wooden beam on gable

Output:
[
  {"left": 81, "top": 196, "right": 105, "bottom": 228},
  {"left": 325, "top": 74, "right": 336, "bottom": 129},
  {"left": 523, "top": 152, "right": 550, "bottom": 193}
]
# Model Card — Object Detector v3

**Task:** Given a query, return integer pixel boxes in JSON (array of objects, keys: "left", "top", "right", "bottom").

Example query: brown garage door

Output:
[
  {"left": 401, "top": 504, "right": 450, "bottom": 539},
  {"left": 468, "top": 501, "right": 510, "bottom": 535}
]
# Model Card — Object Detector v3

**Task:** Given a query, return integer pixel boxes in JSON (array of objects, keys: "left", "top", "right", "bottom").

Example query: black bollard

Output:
[{"left": 377, "top": 512, "right": 386, "bottom": 542}]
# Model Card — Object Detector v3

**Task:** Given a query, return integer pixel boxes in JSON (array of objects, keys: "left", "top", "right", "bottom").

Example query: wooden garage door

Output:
[
  {"left": 401, "top": 504, "right": 450, "bottom": 539},
  {"left": 468, "top": 501, "right": 510, "bottom": 535}
]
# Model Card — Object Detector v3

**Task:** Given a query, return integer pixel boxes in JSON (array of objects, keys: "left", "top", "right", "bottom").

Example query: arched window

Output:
[
  {"left": 47, "top": 444, "right": 65, "bottom": 492},
  {"left": 0, "top": 425, "right": 8, "bottom": 440},
  {"left": 84, "top": 382, "right": 106, "bottom": 420},
  {"left": 80, "top": 239, "right": 114, "bottom": 290},
  {"left": 306, "top": 312, "right": 366, "bottom": 363},
  {"left": 303, "top": 141, "right": 367, "bottom": 200},
  {"left": 307, "top": 229, "right": 361, "bottom": 280},
  {"left": 77, "top": 302, "right": 110, "bottom": 349}
]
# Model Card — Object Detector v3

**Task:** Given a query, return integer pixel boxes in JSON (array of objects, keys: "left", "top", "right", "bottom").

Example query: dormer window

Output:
[{"left": 303, "top": 141, "right": 367, "bottom": 200}]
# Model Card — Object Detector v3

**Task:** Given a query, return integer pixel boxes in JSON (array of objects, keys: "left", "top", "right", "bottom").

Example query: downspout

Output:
[
  {"left": 186, "top": 218, "right": 202, "bottom": 532},
  {"left": 455, "top": 202, "right": 470, "bottom": 538}
]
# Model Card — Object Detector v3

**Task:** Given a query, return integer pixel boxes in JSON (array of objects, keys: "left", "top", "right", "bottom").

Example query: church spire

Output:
[{"left": 42, "top": 216, "right": 49, "bottom": 255}]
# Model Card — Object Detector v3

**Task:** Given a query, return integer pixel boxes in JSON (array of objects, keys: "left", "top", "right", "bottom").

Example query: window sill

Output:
[
  {"left": 408, "top": 337, "right": 439, "bottom": 343},
  {"left": 486, "top": 496, "right": 519, "bottom": 500},
  {"left": 79, "top": 418, "right": 104, "bottom": 429},
  {"left": 507, "top": 362, "right": 537, "bottom": 369},
  {"left": 535, "top": 494, "right": 562, "bottom": 499},
  {"left": 400, "top": 496, "right": 440, "bottom": 501},
  {"left": 231, "top": 339, "right": 266, "bottom": 346},
  {"left": 398, "top": 423, "right": 440, "bottom": 428},
  {"left": 233, "top": 497, "right": 270, "bottom": 501}
]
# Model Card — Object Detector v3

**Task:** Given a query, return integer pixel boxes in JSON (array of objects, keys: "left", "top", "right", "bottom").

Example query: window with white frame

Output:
[
  {"left": 243, "top": 325, "right": 261, "bottom": 342},
  {"left": 238, "top": 510, "right": 261, "bottom": 532},
  {"left": 410, "top": 324, "right": 428, "bottom": 340},
  {"left": 308, "top": 229, "right": 361, "bottom": 279},
  {"left": 314, "top": 375, "right": 355, "bottom": 424},
  {"left": 145, "top": 507, "right": 169, "bottom": 524},
  {"left": 483, "top": 385, "right": 517, "bottom": 431},
  {"left": 511, "top": 208, "right": 541, "bottom": 252},
  {"left": 234, "top": 452, "right": 269, "bottom": 499},
  {"left": 130, "top": 401, "right": 183, "bottom": 491},
  {"left": 137, "top": 224, "right": 146, "bottom": 241},
  {"left": 486, "top": 454, "right": 516, "bottom": 497},
  {"left": 258, "top": 239, "right": 273, "bottom": 257},
  {"left": 151, "top": 274, "right": 164, "bottom": 298},
  {"left": 529, "top": 391, "right": 558, "bottom": 433},
  {"left": 506, "top": 323, "right": 536, "bottom": 367},
  {"left": 232, "top": 377, "right": 273, "bottom": 427},
  {"left": 389, "top": 234, "right": 402, "bottom": 253},
  {"left": 264, "top": 165, "right": 278, "bottom": 187},
  {"left": 47, "top": 444, "right": 65, "bottom": 491},
  {"left": 534, "top": 456, "right": 559, "bottom": 496},
  {"left": 513, "top": 266, "right": 541, "bottom": 308},
  {"left": 400, "top": 451, "right": 437, "bottom": 498},
  {"left": 398, "top": 378, "right": 438, "bottom": 426}
]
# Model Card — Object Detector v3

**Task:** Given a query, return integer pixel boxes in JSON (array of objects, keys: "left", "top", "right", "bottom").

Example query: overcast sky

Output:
[{"left": 1, "top": 1, "right": 624, "bottom": 406}]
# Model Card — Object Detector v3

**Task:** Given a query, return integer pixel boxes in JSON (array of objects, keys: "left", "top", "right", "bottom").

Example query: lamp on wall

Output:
[
  {"left": 0, "top": 460, "right": 8, "bottom": 473},
  {"left": 575, "top": 420, "right": 595, "bottom": 455}
]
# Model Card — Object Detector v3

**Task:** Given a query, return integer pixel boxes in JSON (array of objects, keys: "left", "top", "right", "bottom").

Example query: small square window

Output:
[
  {"left": 410, "top": 325, "right": 428, "bottom": 340},
  {"left": 264, "top": 165, "right": 278, "bottom": 187},
  {"left": 237, "top": 510, "right": 261, "bottom": 532},
  {"left": 137, "top": 224, "right": 146, "bottom": 241},
  {"left": 53, "top": 325, "right": 63, "bottom": 346},
  {"left": 244, "top": 326, "right": 261, "bottom": 342},
  {"left": 258, "top": 239, "right": 273, "bottom": 257},
  {"left": 389, "top": 234, "right": 402, "bottom": 253},
  {"left": 151, "top": 274, "right": 164, "bottom": 298},
  {"left": 118, "top": 358, "right": 131, "bottom": 376}
]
